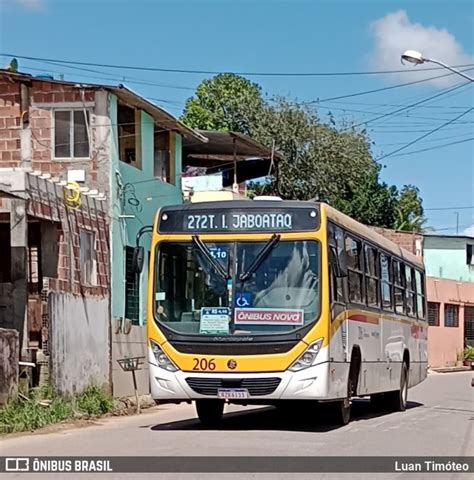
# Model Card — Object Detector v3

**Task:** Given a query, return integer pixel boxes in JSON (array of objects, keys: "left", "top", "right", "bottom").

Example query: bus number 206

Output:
[{"left": 192, "top": 358, "right": 216, "bottom": 371}]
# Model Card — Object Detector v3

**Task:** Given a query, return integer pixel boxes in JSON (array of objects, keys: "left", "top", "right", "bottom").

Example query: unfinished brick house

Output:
[{"left": 0, "top": 68, "right": 204, "bottom": 396}]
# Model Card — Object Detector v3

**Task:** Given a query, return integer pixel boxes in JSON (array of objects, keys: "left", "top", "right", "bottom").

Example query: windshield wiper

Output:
[
  {"left": 192, "top": 236, "right": 229, "bottom": 280},
  {"left": 239, "top": 234, "right": 281, "bottom": 282}
]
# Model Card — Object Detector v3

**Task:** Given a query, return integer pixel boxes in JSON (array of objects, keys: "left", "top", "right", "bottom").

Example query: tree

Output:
[
  {"left": 393, "top": 185, "right": 427, "bottom": 232},
  {"left": 181, "top": 73, "right": 264, "bottom": 134},
  {"left": 182, "top": 74, "right": 425, "bottom": 229}
]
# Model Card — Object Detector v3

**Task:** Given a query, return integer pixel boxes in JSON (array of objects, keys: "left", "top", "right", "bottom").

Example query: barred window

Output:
[
  {"left": 427, "top": 302, "right": 439, "bottom": 326},
  {"left": 125, "top": 246, "right": 140, "bottom": 325},
  {"left": 444, "top": 304, "right": 459, "bottom": 328}
]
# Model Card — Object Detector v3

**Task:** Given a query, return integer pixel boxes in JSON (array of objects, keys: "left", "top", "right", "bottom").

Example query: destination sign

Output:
[{"left": 158, "top": 207, "right": 319, "bottom": 233}]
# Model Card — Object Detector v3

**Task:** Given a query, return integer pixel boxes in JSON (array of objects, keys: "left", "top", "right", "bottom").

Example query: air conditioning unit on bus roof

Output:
[{"left": 253, "top": 195, "right": 282, "bottom": 201}]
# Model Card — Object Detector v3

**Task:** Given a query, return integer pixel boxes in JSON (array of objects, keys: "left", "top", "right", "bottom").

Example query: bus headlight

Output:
[
  {"left": 289, "top": 338, "right": 324, "bottom": 372},
  {"left": 150, "top": 340, "right": 178, "bottom": 372}
]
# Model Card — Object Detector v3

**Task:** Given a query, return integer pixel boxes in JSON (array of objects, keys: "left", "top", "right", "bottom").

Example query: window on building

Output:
[
  {"left": 405, "top": 265, "right": 417, "bottom": 317},
  {"left": 0, "top": 223, "right": 10, "bottom": 282},
  {"left": 345, "top": 235, "right": 363, "bottom": 304},
  {"left": 444, "top": 304, "right": 459, "bottom": 328},
  {"left": 328, "top": 223, "right": 345, "bottom": 304},
  {"left": 54, "top": 110, "right": 90, "bottom": 158},
  {"left": 118, "top": 103, "right": 141, "bottom": 169},
  {"left": 79, "top": 230, "right": 97, "bottom": 286},
  {"left": 427, "top": 302, "right": 440, "bottom": 326},
  {"left": 467, "top": 244, "right": 474, "bottom": 266},
  {"left": 380, "top": 253, "right": 392, "bottom": 310},
  {"left": 154, "top": 129, "right": 172, "bottom": 183},
  {"left": 393, "top": 260, "right": 405, "bottom": 314},
  {"left": 465, "top": 306, "right": 474, "bottom": 347},
  {"left": 125, "top": 246, "right": 140, "bottom": 324},
  {"left": 364, "top": 245, "right": 379, "bottom": 308},
  {"left": 415, "top": 270, "right": 426, "bottom": 320}
]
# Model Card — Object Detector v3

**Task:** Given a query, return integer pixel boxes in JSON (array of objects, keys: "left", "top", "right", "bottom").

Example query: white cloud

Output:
[
  {"left": 2, "top": 0, "right": 45, "bottom": 11},
  {"left": 463, "top": 225, "right": 474, "bottom": 237},
  {"left": 370, "top": 11, "right": 474, "bottom": 88}
]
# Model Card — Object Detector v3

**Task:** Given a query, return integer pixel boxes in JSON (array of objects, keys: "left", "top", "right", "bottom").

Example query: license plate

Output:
[{"left": 217, "top": 388, "right": 249, "bottom": 399}]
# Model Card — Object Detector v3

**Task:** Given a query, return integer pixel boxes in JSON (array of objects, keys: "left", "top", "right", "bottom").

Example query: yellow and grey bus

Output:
[{"left": 133, "top": 199, "right": 427, "bottom": 426}]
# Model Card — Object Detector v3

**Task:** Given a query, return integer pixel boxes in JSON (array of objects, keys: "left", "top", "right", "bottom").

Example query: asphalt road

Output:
[{"left": 1, "top": 371, "right": 472, "bottom": 479}]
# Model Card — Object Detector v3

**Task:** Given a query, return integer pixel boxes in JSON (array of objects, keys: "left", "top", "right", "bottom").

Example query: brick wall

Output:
[
  {"left": 371, "top": 227, "right": 423, "bottom": 256},
  {"left": 0, "top": 76, "right": 21, "bottom": 166},
  {"left": 0, "top": 72, "right": 100, "bottom": 184}
]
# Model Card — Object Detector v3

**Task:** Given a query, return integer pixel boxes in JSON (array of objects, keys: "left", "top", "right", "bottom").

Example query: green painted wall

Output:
[
  {"left": 109, "top": 96, "right": 183, "bottom": 325},
  {"left": 424, "top": 236, "right": 474, "bottom": 282}
]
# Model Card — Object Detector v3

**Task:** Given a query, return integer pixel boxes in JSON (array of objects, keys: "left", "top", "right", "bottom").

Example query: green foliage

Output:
[
  {"left": 182, "top": 74, "right": 426, "bottom": 229},
  {"left": 0, "top": 385, "right": 113, "bottom": 435},
  {"left": 77, "top": 385, "right": 114, "bottom": 416},
  {"left": 393, "top": 185, "right": 427, "bottom": 232},
  {"left": 181, "top": 73, "right": 264, "bottom": 134},
  {"left": 463, "top": 346, "right": 474, "bottom": 361}
]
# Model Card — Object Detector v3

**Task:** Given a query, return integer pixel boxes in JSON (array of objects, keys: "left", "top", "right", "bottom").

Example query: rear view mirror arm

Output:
[{"left": 136, "top": 225, "right": 153, "bottom": 247}]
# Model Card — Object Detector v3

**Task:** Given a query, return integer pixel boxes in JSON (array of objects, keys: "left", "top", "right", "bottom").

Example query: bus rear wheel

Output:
[
  {"left": 387, "top": 362, "right": 409, "bottom": 412},
  {"left": 195, "top": 400, "right": 224, "bottom": 427}
]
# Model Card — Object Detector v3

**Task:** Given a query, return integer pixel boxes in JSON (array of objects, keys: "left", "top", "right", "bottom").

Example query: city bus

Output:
[{"left": 133, "top": 199, "right": 427, "bottom": 426}]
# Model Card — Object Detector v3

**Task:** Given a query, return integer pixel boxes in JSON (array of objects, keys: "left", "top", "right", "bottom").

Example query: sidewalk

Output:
[{"left": 429, "top": 366, "right": 472, "bottom": 373}]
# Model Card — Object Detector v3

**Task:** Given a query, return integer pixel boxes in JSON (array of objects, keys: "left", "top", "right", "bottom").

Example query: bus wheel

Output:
[
  {"left": 388, "top": 362, "right": 409, "bottom": 412},
  {"left": 195, "top": 400, "right": 224, "bottom": 427},
  {"left": 332, "top": 377, "right": 353, "bottom": 426}
]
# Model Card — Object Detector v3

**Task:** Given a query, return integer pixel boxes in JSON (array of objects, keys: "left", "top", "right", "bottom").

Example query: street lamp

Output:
[{"left": 401, "top": 50, "right": 474, "bottom": 82}]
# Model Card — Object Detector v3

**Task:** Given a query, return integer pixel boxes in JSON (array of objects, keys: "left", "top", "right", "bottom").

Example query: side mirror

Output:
[
  {"left": 132, "top": 246, "right": 145, "bottom": 274},
  {"left": 329, "top": 246, "right": 347, "bottom": 278}
]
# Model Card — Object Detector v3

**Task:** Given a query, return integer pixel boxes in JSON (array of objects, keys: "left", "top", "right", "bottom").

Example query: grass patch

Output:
[{"left": 0, "top": 386, "right": 113, "bottom": 435}]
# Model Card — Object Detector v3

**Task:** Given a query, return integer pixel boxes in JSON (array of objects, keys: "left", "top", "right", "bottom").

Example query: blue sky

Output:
[{"left": 1, "top": 0, "right": 473, "bottom": 234}]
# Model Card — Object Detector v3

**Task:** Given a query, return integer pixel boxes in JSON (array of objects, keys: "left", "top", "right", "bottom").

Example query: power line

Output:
[
  {"left": 381, "top": 136, "right": 474, "bottom": 158},
  {"left": 303, "top": 68, "right": 474, "bottom": 104},
  {"left": 377, "top": 108, "right": 473, "bottom": 160},
  {"left": 342, "top": 80, "right": 472, "bottom": 132},
  {"left": 3, "top": 52, "right": 474, "bottom": 77},
  {"left": 425, "top": 206, "right": 474, "bottom": 211}
]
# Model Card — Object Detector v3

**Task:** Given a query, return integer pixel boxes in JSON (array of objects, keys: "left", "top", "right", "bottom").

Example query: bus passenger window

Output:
[
  {"left": 380, "top": 253, "right": 392, "bottom": 310},
  {"left": 393, "top": 260, "right": 405, "bottom": 314},
  {"left": 364, "top": 245, "right": 379, "bottom": 308},
  {"left": 328, "top": 223, "right": 345, "bottom": 303},
  {"left": 415, "top": 270, "right": 426, "bottom": 319},
  {"left": 345, "top": 235, "right": 363, "bottom": 304},
  {"left": 405, "top": 266, "right": 417, "bottom": 317}
]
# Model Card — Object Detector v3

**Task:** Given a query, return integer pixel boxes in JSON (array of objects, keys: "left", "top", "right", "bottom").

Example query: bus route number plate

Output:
[{"left": 217, "top": 388, "right": 249, "bottom": 399}]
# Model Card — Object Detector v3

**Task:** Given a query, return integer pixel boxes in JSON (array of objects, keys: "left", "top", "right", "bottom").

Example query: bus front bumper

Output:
[{"left": 149, "top": 359, "right": 348, "bottom": 401}]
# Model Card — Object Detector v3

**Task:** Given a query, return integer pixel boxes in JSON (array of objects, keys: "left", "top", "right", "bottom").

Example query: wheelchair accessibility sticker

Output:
[{"left": 235, "top": 292, "right": 252, "bottom": 308}]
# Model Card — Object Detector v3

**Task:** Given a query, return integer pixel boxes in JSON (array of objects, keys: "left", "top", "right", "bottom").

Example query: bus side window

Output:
[
  {"left": 345, "top": 234, "right": 364, "bottom": 304},
  {"left": 415, "top": 270, "right": 426, "bottom": 320},
  {"left": 393, "top": 260, "right": 405, "bottom": 314},
  {"left": 405, "top": 265, "right": 417, "bottom": 317},
  {"left": 380, "top": 253, "right": 393, "bottom": 310},
  {"left": 364, "top": 245, "right": 379, "bottom": 308},
  {"left": 328, "top": 223, "right": 345, "bottom": 304}
]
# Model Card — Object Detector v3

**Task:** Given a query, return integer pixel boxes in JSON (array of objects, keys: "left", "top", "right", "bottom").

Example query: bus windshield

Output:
[{"left": 154, "top": 240, "right": 320, "bottom": 336}]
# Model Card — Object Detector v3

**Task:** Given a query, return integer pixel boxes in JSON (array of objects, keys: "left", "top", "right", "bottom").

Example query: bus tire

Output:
[
  {"left": 195, "top": 399, "right": 224, "bottom": 427},
  {"left": 332, "top": 358, "right": 358, "bottom": 426},
  {"left": 388, "top": 362, "right": 409, "bottom": 412}
]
